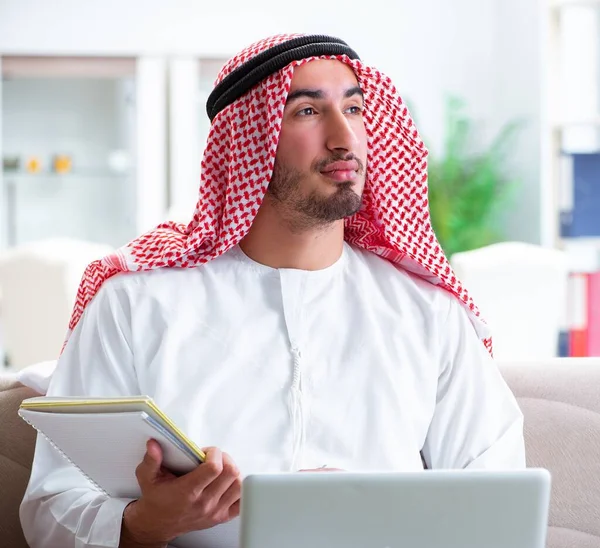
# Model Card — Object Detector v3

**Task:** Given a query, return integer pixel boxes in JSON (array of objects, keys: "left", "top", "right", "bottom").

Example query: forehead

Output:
[{"left": 289, "top": 59, "right": 360, "bottom": 90}]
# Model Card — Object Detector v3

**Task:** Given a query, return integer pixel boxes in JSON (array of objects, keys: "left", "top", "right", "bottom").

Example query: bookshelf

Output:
[
  {"left": 543, "top": 0, "right": 600, "bottom": 250},
  {"left": 543, "top": 0, "right": 600, "bottom": 356},
  {"left": 0, "top": 55, "right": 167, "bottom": 250}
]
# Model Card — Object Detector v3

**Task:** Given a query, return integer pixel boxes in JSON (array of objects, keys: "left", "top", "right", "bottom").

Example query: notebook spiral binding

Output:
[{"left": 18, "top": 409, "right": 109, "bottom": 497}]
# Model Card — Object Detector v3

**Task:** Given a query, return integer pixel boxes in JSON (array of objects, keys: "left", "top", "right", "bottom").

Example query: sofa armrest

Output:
[{"left": 0, "top": 375, "right": 41, "bottom": 548}]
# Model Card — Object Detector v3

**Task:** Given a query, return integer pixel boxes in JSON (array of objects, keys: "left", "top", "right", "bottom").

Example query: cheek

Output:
[
  {"left": 357, "top": 122, "right": 368, "bottom": 161},
  {"left": 277, "top": 129, "right": 318, "bottom": 169}
]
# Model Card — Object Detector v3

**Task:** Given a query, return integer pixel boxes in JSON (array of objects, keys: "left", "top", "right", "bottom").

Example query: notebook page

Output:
[{"left": 19, "top": 409, "right": 200, "bottom": 498}]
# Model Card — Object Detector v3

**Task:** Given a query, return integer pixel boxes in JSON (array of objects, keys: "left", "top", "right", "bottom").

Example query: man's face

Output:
[{"left": 268, "top": 59, "right": 368, "bottom": 229}]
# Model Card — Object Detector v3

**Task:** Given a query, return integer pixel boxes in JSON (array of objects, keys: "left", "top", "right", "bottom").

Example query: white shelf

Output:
[
  {"left": 552, "top": 117, "right": 600, "bottom": 128},
  {"left": 560, "top": 238, "right": 600, "bottom": 272},
  {"left": 552, "top": 0, "right": 600, "bottom": 8},
  {"left": 561, "top": 237, "right": 600, "bottom": 246},
  {"left": 1, "top": 56, "right": 136, "bottom": 79},
  {"left": 2, "top": 171, "right": 130, "bottom": 180}
]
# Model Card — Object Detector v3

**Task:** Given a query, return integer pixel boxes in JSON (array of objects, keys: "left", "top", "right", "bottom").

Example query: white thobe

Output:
[{"left": 19, "top": 242, "right": 525, "bottom": 548}]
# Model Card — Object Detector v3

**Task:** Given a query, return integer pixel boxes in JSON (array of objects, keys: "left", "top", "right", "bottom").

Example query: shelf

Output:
[
  {"left": 560, "top": 238, "right": 600, "bottom": 272},
  {"left": 561, "top": 237, "right": 600, "bottom": 247},
  {"left": 1, "top": 171, "right": 131, "bottom": 181},
  {"left": 1, "top": 57, "right": 136, "bottom": 79},
  {"left": 552, "top": 117, "right": 600, "bottom": 128},
  {"left": 551, "top": 0, "right": 600, "bottom": 8}
]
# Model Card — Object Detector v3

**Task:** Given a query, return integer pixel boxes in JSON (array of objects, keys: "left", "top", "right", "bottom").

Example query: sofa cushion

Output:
[
  {"left": 501, "top": 362, "right": 600, "bottom": 548},
  {"left": 547, "top": 528, "right": 600, "bottom": 548}
]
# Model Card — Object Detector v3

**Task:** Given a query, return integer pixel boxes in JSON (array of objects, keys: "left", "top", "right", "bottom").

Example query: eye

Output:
[
  {"left": 346, "top": 105, "right": 363, "bottom": 115},
  {"left": 296, "top": 107, "right": 316, "bottom": 116}
]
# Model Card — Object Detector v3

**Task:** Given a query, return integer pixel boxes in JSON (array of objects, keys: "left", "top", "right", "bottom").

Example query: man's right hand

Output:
[{"left": 120, "top": 441, "right": 242, "bottom": 548}]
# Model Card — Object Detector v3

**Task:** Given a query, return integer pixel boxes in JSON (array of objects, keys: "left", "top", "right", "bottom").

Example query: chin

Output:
[{"left": 324, "top": 179, "right": 356, "bottom": 192}]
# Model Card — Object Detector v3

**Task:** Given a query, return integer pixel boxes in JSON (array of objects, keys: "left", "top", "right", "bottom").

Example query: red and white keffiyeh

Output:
[{"left": 66, "top": 33, "right": 492, "bottom": 354}]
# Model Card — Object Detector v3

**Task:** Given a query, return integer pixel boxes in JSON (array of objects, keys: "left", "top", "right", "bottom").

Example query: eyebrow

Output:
[{"left": 286, "top": 86, "right": 364, "bottom": 104}]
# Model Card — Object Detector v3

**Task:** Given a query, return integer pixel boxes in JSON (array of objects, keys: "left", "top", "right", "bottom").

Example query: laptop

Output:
[{"left": 240, "top": 469, "right": 551, "bottom": 548}]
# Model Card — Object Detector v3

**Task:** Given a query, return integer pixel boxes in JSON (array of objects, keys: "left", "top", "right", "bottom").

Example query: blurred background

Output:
[{"left": 0, "top": 0, "right": 598, "bottom": 369}]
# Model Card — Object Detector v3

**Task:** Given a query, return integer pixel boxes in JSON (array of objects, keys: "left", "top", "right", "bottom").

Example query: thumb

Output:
[{"left": 143, "top": 439, "right": 163, "bottom": 475}]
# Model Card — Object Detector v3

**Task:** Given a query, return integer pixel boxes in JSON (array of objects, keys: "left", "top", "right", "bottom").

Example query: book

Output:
[
  {"left": 567, "top": 272, "right": 589, "bottom": 357},
  {"left": 19, "top": 395, "right": 206, "bottom": 498},
  {"left": 559, "top": 152, "right": 600, "bottom": 238},
  {"left": 587, "top": 271, "right": 600, "bottom": 357}
]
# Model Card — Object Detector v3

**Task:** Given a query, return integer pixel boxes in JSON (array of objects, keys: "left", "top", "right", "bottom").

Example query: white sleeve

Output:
[
  {"left": 20, "top": 279, "right": 139, "bottom": 548},
  {"left": 421, "top": 297, "right": 526, "bottom": 470}
]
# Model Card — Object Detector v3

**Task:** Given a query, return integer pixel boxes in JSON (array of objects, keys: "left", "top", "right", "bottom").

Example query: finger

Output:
[
  {"left": 217, "top": 476, "right": 242, "bottom": 510},
  {"left": 174, "top": 446, "right": 224, "bottom": 495},
  {"left": 228, "top": 499, "right": 241, "bottom": 519},
  {"left": 146, "top": 439, "right": 163, "bottom": 465},
  {"left": 201, "top": 452, "right": 240, "bottom": 502},
  {"left": 222, "top": 452, "right": 239, "bottom": 475},
  {"left": 135, "top": 439, "right": 163, "bottom": 486}
]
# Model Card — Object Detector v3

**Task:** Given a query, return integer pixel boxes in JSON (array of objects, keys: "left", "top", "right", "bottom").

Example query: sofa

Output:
[{"left": 1, "top": 359, "right": 599, "bottom": 547}]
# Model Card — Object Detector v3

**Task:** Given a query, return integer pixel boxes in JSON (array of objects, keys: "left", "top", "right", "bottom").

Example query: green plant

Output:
[{"left": 425, "top": 96, "right": 522, "bottom": 257}]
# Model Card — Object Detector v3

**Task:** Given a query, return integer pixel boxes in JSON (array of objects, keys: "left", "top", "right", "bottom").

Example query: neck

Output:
[{"left": 239, "top": 199, "right": 345, "bottom": 271}]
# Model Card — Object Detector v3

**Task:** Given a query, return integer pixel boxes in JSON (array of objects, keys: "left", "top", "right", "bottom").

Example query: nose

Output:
[{"left": 325, "top": 109, "right": 359, "bottom": 154}]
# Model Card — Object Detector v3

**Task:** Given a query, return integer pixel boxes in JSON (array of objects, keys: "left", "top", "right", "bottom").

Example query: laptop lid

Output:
[{"left": 240, "top": 469, "right": 551, "bottom": 548}]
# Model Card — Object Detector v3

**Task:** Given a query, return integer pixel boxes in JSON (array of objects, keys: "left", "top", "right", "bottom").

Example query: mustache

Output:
[{"left": 312, "top": 154, "right": 365, "bottom": 174}]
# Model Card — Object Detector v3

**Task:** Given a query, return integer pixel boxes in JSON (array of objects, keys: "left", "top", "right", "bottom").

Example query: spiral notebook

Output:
[{"left": 18, "top": 396, "right": 206, "bottom": 498}]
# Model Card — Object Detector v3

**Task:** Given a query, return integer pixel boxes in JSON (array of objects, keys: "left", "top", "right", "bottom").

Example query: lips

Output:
[
  {"left": 320, "top": 160, "right": 359, "bottom": 174},
  {"left": 320, "top": 160, "right": 360, "bottom": 182}
]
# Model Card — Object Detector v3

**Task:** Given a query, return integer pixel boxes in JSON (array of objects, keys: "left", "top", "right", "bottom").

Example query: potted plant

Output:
[{"left": 424, "top": 96, "right": 522, "bottom": 257}]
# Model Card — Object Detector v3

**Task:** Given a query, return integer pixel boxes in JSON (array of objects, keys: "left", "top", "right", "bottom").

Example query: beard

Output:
[{"left": 267, "top": 156, "right": 365, "bottom": 231}]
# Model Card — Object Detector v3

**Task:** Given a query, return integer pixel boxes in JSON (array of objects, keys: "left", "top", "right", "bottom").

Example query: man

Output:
[{"left": 20, "top": 34, "right": 525, "bottom": 548}]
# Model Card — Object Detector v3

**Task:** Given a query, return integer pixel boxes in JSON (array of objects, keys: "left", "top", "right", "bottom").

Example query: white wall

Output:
[
  {"left": 0, "top": 0, "right": 501, "bottom": 152},
  {"left": 489, "top": 0, "right": 543, "bottom": 245},
  {"left": 0, "top": 0, "right": 544, "bottom": 244}
]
